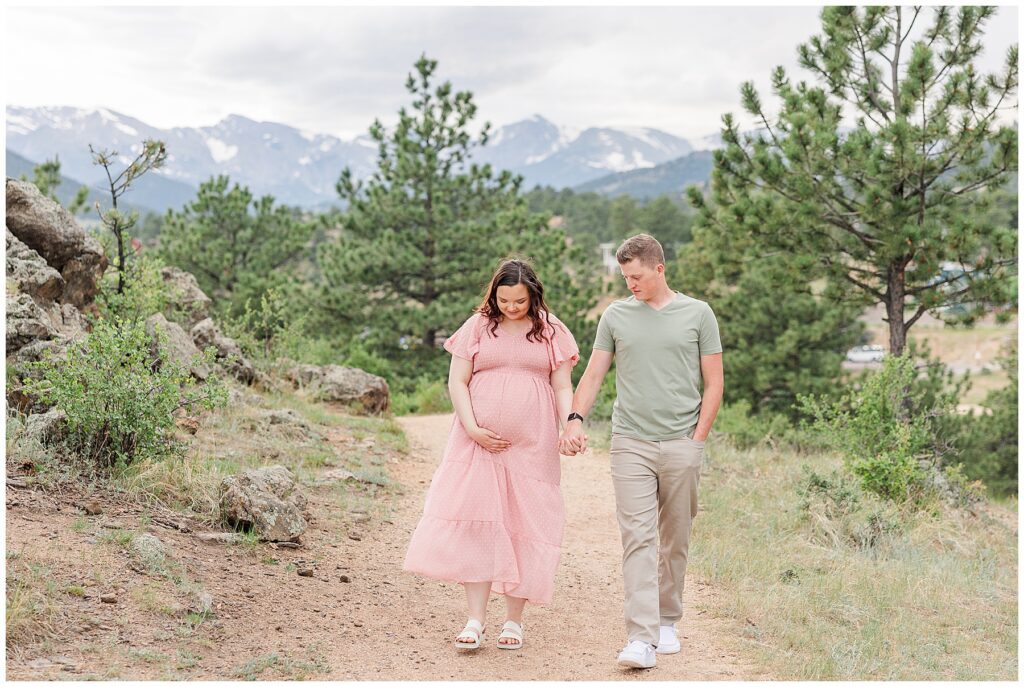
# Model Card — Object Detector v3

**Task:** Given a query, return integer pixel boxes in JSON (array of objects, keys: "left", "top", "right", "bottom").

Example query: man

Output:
[{"left": 560, "top": 233, "right": 723, "bottom": 669}]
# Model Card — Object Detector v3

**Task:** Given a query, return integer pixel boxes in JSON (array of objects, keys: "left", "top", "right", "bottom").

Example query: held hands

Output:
[
  {"left": 468, "top": 425, "right": 512, "bottom": 453},
  {"left": 558, "top": 422, "right": 588, "bottom": 456}
]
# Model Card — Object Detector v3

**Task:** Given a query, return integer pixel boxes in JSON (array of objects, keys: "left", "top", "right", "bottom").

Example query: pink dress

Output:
[{"left": 403, "top": 312, "right": 580, "bottom": 604}]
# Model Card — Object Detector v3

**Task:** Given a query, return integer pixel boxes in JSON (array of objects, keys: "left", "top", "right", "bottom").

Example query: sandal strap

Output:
[
  {"left": 457, "top": 618, "right": 484, "bottom": 640},
  {"left": 498, "top": 620, "right": 523, "bottom": 639}
]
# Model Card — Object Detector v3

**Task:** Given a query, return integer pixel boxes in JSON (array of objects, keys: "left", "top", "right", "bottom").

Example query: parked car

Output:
[{"left": 846, "top": 344, "right": 886, "bottom": 363}]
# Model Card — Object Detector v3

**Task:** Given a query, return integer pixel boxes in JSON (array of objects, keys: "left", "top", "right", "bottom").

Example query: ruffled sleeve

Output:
[
  {"left": 443, "top": 313, "right": 484, "bottom": 362},
  {"left": 543, "top": 313, "right": 580, "bottom": 372}
]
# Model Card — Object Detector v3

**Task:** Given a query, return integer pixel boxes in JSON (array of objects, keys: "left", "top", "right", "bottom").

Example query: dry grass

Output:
[
  {"left": 691, "top": 438, "right": 1018, "bottom": 680},
  {"left": 5, "top": 383, "right": 409, "bottom": 539},
  {"left": 105, "top": 385, "right": 408, "bottom": 524},
  {"left": 5, "top": 551, "right": 63, "bottom": 651}
]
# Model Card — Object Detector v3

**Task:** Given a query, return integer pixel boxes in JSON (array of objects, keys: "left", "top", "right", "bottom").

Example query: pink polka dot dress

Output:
[{"left": 403, "top": 312, "right": 580, "bottom": 604}]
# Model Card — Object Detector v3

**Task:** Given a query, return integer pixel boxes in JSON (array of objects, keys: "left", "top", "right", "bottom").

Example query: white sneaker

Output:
[
  {"left": 617, "top": 640, "right": 656, "bottom": 668},
  {"left": 657, "top": 624, "right": 681, "bottom": 654}
]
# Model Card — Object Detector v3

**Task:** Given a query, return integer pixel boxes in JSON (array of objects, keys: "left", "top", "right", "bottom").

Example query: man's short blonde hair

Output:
[{"left": 615, "top": 233, "right": 665, "bottom": 268}]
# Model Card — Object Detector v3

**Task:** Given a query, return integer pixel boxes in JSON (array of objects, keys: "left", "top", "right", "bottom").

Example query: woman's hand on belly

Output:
[{"left": 466, "top": 424, "right": 512, "bottom": 453}]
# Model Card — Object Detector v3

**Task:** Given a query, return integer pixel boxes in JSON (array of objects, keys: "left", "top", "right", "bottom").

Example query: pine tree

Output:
[
  {"left": 159, "top": 176, "right": 315, "bottom": 315},
  {"left": 636, "top": 196, "right": 693, "bottom": 260},
  {"left": 670, "top": 212, "right": 864, "bottom": 418},
  {"left": 689, "top": 6, "right": 1017, "bottom": 356},
  {"left": 316, "top": 55, "right": 597, "bottom": 356}
]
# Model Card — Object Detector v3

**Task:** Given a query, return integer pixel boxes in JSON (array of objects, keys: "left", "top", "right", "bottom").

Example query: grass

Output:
[
  {"left": 102, "top": 383, "right": 408, "bottom": 525},
  {"left": 691, "top": 437, "right": 1018, "bottom": 680},
  {"left": 96, "top": 527, "right": 136, "bottom": 548},
  {"left": 6, "top": 380, "right": 408, "bottom": 533},
  {"left": 70, "top": 517, "right": 90, "bottom": 533},
  {"left": 5, "top": 553, "right": 69, "bottom": 651},
  {"left": 128, "top": 647, "right": 167, "bottom": 663},
  {"left": 960, "top": 367, "right": 1011, "bottom": 406},
  {"left": 233, "top": 647, "right": 330, "bottom": 680},
  {"left": 130, "top": 583, "right": 178, "bottom": 617}
]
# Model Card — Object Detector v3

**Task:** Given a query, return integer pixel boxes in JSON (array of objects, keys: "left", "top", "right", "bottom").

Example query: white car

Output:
[{"left": 846, "top": 345, "right": 886, "bottom": 363}]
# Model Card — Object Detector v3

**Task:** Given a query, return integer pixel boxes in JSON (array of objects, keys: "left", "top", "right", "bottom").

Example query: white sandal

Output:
[
  {"left": 454, "top": 618, "right": 485, "bottom": 651},
  {"left": 497, "top": 620, "right": 524, "bottom": 650}
]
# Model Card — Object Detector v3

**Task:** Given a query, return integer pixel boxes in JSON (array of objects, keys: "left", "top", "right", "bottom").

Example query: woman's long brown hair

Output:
[{"left": 477, "top": 258, "right": 552, "bottom": 342}]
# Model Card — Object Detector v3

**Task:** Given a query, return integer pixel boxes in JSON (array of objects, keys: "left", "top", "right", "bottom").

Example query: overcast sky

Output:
[{"left": 5, "top": 4, "right": 1019, "bottom": 142}]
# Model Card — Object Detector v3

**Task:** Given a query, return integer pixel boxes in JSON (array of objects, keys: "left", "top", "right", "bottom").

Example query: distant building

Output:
[{"left": 600, "top": 242, "right": 618, "bottom": 275}]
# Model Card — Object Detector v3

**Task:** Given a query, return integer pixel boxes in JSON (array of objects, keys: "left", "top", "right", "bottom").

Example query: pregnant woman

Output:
[{"left": 403, "top": 258, "right": 579, "bottom": 652}]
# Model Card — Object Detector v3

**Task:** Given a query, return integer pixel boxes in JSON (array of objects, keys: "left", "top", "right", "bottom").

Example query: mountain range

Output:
[{"left": 6, "top": 105, "right": 722, "bottom": 213}]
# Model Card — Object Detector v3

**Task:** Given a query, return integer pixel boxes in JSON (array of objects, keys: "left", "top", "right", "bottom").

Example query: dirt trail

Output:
[
  {"left": 5, "top": 413, "right": 769, "bottom": 680},
  {"left": 329, "top": 413, "right": 769, "bottom": 680}
]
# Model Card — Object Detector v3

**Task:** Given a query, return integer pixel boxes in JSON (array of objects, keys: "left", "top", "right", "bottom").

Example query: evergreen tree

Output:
[
  {"left": 670, "top": 212, "right": 863, "bottom": 419},
  {"left": 159, "top": 176, "right": 315, "bottom": 315},
  {"left": 609, "top": 195, "right": 639, "bottom": 242},
  {"left": 637, "top": 195, "right": 693, "bottom": 260},
  {"left": 689, "top": 6, "right": 1018, "bottom": 356},
  {"left": 317, "top": 55, "right": 597, "bottom": 357}
]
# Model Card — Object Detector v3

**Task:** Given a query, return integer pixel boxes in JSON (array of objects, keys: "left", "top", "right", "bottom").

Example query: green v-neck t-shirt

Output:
[{"left": 593, "top": 292, "right": 722, "bottom": 441}]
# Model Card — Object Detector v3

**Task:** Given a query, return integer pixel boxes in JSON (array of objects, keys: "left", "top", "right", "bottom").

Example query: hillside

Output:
[{"left": 574, "top": 150, "right": 714, "bottom": 198}]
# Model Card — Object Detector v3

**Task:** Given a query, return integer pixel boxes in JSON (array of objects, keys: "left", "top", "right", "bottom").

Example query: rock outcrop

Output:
[
  {"left": 161, "top": 266, "right": 212, "bottom": 328},
  {"left": 6, "top": 178, "right": 107, "bottom": 308},
  {"left": 145, "top": 313, "right": 212, "bottom": 380},
  {"left": 284, "top": 363, "right": 390, "bottom": 414},
  {"left": 190, "top": 318, "right": 256, "bottom": 384},
  {"left": 218, "top": 466, "right": 309, "bottom": 542}
]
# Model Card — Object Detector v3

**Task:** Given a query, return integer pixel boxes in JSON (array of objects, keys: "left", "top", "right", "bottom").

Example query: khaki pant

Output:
[{"left": 609, "top": 432, "right": 703, "bottom": 646}]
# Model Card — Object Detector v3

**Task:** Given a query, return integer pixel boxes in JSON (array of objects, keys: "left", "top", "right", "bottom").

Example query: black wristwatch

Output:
[{"left": 567, "top": 412, "right": 585, "bottom": 423}]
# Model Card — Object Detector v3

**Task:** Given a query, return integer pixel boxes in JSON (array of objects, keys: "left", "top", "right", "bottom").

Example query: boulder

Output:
[
  {"left": 6, "top": 178, "right": 107, "bottom": 308},
  {"left": 128, "top": 533, "right": 169, "bottom": 573},
  {"left": 6, "top": 292, "right": 59, "bottom": 354},
  {"left": 218, "top": 466, "right": 308, "bottom": 542},
  {"left": 190, "top": 318, "right": 256, "bottom": 384},
  {"left": 5, "top": 292, "right": 87, "bottom": 356},
  {"left": 284, "top": 364, "right": 390, "bottom": 414},
  {"left": 228, "top": 386, "right": 265, "bottom": 407},
  {"left": 161, "top": 266, "right": 212, "bottom": 328},
  {"left": 250, "top": 408, "right": 320, "bottom": 441},
  {"left": 23, "top": 408, "right": 67, "bottom": 445},
  {"left": 145, "top": 313, "right": 211, "bottom": 380},
  {"left": 7, "top": 230, "right": 65, "bottom": 303}
]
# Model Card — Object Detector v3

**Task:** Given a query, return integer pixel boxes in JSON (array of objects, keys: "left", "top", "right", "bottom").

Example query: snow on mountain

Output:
[{"left": 6, "top": 105, "right": 709, "bottom": 206}]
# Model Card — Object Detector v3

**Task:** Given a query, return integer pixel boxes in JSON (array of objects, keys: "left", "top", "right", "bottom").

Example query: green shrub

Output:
[
  {"left": 343, "top": 341, "right": 394, "bottom": 380},
  {"left": 392, "top": 376, "right": 452, "bottom": 415},
  {"left": 223, "top": 287, "right": 310, "bottom": 364},
  {"left": 713, "top": 400, "right": 796, "bottom": 450},
  {"left": 799, "top": 354, "right": 958, "bottom": 504},
  {"left": 23, "top": 318, "right": 228, "bottom": 469},
  {"left": 95, "top": 254, "right": 171, "bottom": 323}
]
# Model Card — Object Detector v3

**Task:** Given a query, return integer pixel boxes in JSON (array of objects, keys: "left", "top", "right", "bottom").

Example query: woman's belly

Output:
[{"left": 469, "top": 372, "right": 555, "bottom": 447}]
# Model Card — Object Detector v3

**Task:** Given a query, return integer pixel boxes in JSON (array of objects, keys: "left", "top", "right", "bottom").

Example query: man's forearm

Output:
[
  {"left": 571, "top": 369, "right": 605, "bottom": 418},
  {"left": 692, "top": 383, "right": 723, "bottom": 441}
]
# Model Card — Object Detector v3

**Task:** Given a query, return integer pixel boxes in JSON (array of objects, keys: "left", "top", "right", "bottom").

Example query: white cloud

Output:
[{"left": 5, "top": 5, "right": 1018, "bottom": 142}]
